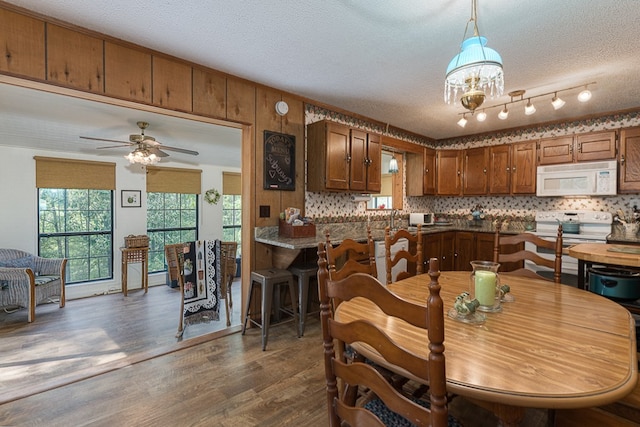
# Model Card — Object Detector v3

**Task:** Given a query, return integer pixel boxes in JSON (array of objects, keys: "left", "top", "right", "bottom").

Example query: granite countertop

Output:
[{"left": 255, "top": 219, "right": 524, "bottom": 250}]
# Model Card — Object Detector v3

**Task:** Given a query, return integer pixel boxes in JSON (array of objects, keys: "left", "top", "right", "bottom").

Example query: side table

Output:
[{"left": 121, "top": 247, "right": 149, "bottom": 296}]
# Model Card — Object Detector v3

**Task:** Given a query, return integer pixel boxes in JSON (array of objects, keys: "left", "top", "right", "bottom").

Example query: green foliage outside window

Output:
[
  {"left": 222, "top": 194, "right": 242, "bottom": 256},
  {"left": 38, "top": 188, "right": 113, "bottom": 284}
]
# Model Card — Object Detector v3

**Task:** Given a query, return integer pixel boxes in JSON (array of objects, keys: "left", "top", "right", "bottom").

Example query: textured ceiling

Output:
[{"left": 1, "top": 0, "right": 639, "bottom": 157}]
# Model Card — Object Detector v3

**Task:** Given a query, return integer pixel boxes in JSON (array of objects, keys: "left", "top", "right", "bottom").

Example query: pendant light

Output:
[{"left": 388, "top": 154, "right": 399, "bottom": 174}]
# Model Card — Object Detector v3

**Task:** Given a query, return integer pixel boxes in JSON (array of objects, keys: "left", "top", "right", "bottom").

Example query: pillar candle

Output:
[{"left": 475, "top": 270, "right": 496, "bottom": 306}]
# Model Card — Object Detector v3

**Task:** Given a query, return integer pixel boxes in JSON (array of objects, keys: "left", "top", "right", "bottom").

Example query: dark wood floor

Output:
[{"left": 0, "top": 282, "right": 605, "bottom": 426}]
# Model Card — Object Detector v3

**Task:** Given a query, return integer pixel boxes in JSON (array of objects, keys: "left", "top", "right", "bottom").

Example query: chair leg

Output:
[
  {"left": 261, "top": 281, "right": 274, "bottom": 351},
  {"left": 241, "top": 280, "right": 256, "bottom": 335}
]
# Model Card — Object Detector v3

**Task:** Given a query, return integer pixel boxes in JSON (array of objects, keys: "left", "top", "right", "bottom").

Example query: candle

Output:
[{"left": 475, "top": 270, "right": 496, "bottom": 306}]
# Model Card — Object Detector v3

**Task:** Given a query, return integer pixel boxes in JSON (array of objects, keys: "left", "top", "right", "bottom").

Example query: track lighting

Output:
[
  {"left": 551, "top": 92, "right": 565, "bottom": 110},
  {"left": 498, "top": 105, "right": 509, "bottom": 120},
  {"left": 524, "top": 99, "right": 536, "bottom": 115},
  {"left": 578, "top": 88, "right": 592, "bottom": 102},
  {"left": 454, "top": 82, "right": 595, "bottom": 126}
]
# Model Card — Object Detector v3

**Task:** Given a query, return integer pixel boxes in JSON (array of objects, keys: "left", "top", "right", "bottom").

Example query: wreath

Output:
[{"left": 204, "top": 188, "right": 221, "bottom": 205}]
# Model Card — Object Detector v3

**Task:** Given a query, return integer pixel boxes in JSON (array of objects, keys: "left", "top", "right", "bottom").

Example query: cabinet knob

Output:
[
  {"left": 506, "top": 167, "right": 510, "bottom": 171},
  {"left": 346, "top": 155, "right": 351, "bottom": 163},
  {"left": 483, "top": 168, "right": 487, "bottom": 173},
  {"left": 457, "top": 170, "right": 461, "bottom": 175},
  {"left": 621, "top": 154, "right": 626, "bottom": 166},
  {"left": 577, "top": 143, "right": 582, "bottom": 153},
  {"left": 512, "top": 166, "right": 516, "bottom": 172},
  {"left": 425, "top": 168, "right": 429, "bottom": 173}
]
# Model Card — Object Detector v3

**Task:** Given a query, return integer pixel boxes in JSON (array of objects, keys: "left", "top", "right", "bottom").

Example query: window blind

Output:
[
  {"left": 35, "top": 156, "right": 116, "bottom": 189},
  {"left": 146, "top": 166, "right": 202, "bottom": 194},
  {"left": 223, "top": 172, "right": 241, "bottom": 195}
]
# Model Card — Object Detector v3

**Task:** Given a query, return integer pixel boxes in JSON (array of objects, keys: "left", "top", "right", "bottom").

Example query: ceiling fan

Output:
[{"left": 80, "top": 121, "right": 199, "bottom": 163}]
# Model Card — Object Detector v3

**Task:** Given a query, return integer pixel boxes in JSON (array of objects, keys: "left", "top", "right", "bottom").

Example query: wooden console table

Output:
[{"left": 120, "top": 247, "right": 149, "bottom": 296}]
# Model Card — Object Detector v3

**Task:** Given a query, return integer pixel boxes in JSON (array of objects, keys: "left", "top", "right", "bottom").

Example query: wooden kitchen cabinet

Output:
[
  {"left": 619, "top": 126, "right": 640, "bottom": 192},
  {"left": 454, "top": 231, "right": 475, "bottom": 271},
  {"left": 539, "top": 131, "right": 616, "bottom": 165},
  {"left": 104, "top": 42, "right": 152, "bottom": 103},
  {"left": 422, "top": 231, "right": 456, "bottom": 272},
  {"left": 406, "top": 147, "right": 436, "bottom": 196},
  {"left": 0, "top": 9, "right": 45, "bottom": 79},
  {"left": 475, "top": 232, "right": 495, "bottom": 262},
  {"left": 463, "top": 147, "right": 489, "bottom": 195},
  {"left": 437, "top": 150, "right": 462, "bottom": 195},
  {"left": 152, "top": 56, "right": 192, "bottom": 111},
  {"left": 306, "top": 120, "right": 381, "bottom": 193},
  {"left": 488, "top": 142, "right": 537, "bottom": 195}
]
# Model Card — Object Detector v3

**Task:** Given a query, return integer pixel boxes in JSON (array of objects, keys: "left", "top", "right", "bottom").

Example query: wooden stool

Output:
[
  {"left": 288, "top": 263, "right": 319, "bottom": 336},
  {"left": 242, "top": 268, "right": 299, "bottom": 350}
]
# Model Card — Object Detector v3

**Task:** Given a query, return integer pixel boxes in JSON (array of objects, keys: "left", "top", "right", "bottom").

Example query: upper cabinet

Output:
[
  {"left": 463, "top": 147, "right": 489, "bottom": 195},
  {"left": 437, "top": 150, "right": 463, "bottom": 195},
  {"left": 619, "top": 126, "right": 640, "bottom": 193},
  {"left": 406, "top": 147, "right": 436, "bottom": 196},
  {"left": 307, "top": 120, "right": 381, "bottom": 193},
  {"left": 538, "top": 131, "right": 616, "bottom": 165},
  {"left": 0, "top": 9, "right": 45, "bottom": 79},
  {"left": 489, "top": 141, "right": 537, "bottom": 195}
]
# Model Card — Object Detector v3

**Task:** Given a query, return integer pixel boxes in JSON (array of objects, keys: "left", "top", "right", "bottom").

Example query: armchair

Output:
[{"left": 0, "top": 249, "right": 67, "bottom": 322}]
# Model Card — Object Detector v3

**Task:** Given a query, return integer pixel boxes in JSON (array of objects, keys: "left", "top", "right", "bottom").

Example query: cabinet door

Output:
[
  {"left": 538, "top": 136, "right": 574, "bottom": 165},
  {"left": 454, "top": 231, "right": 475, "bottom": 271},
  {"left": 511, "top": 141, "right": 537, "bottom": 194},
  {"left": 475, "top": 233, "right": 495, "bottom": 263},
  {"left": 0, "top": 9, "right": 45, "bottom": 79},
  {"left": 463, "top": 147, "right": 489, "bottom": 195},
  {"left": 152, "top": 56, "right": 192, "bottom": 111},
  {"left": 489, "top": 144, "right": 511, "bottom": 195},
  {"left": 576, "top": 130, "right": 616, "bottom": 162},
  {"left": 440, "top": 232, "right": 456, "bottom": 271},
  {"left": 406, "top": 150, "right": 424, "bottom": 196},
  {"left": 349, "top": 129, "right": 367, "bottom": 191},
  {"left": 619, "top": 126, "right": 640, "bottom": 192},
  {"left": 324, "top": 123, "right": 351, "bottom": 190},
  {"left": 437, "top": 150, "right": 462, "bottom": 195},
  {"left": 105, "top": 42, "right": 152, "bottom": 103},
  {"left": 424, "top": 148, "right": 437, "bottom": 194},
  {"left": 423, "top": 232, "right": 442, "bottom": 269},
  {"left": 366, "top": 133, "right": 382, "bottom": 193}
]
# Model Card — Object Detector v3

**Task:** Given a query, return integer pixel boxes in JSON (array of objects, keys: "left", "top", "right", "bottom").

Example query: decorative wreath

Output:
[{"left": 204, "top": 188, "right": 221, "bottom": 205}]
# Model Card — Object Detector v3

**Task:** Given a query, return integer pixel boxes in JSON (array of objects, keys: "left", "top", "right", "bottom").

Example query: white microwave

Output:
[
  {"left": 409, "top": 212, "right": 435, "bottom": 226},
  {"left": 536, "top": 160, "right": 617, "bottom": 197}
]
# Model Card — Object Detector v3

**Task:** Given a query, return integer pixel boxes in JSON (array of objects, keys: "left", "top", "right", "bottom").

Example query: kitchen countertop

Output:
[
  {"left": 607, "top": 224, "right": 640, "bottom": 245},
  {"left": 255, "top": 219, "right": 523, "bottom": 250}
]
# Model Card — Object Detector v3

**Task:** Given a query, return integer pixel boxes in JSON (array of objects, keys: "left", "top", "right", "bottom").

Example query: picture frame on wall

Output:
[
  {"left": 121, "top": 190, "right": 142, "bottom": 208},
  {"left": 263, "top": 130, "right": 295, "bottom": 191}
]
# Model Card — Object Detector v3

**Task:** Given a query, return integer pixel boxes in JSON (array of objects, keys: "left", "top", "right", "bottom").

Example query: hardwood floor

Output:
[{"left": 0, "top": 282, "right": 609, "bottom": 426}]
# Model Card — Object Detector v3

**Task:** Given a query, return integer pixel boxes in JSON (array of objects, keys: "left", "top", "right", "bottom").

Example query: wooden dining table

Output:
[{"left": 334, "top": 271, "right": 638, "bottom": 426}]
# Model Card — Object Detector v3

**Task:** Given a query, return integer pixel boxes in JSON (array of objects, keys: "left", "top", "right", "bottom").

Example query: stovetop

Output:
[{"left": 534, "top": 210, "right": 613, "bottom": 241}]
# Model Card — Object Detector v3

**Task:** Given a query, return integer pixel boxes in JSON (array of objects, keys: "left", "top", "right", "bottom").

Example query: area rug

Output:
[{"left": 182, "top": 240, "right": 221, "bottom": 326}]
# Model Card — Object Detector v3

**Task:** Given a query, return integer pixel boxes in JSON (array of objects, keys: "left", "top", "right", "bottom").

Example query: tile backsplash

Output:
[{"left": 304, "top": 105, "right": 640, "bottom": 223}]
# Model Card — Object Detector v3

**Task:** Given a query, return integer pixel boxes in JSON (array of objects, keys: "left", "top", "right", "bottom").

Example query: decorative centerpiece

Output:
[
  {"left": 469, "top": 204, "right": 485, "bottom": 227},
  {"left": 469, "top": 260, "right": 502, "bottom": 312},
  {"left": 500, "top": 283, "right": 515, "bottom": 302},
  {"left": 448, "top": 291, "right": 486, "bottom": 324}
]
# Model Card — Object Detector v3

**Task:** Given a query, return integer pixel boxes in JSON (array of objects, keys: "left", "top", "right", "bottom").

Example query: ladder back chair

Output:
[
  {"left": 384, "top": 225, "right": 423, "bottom": 284},
  {"left": 165, "top": 243, "right": 188, "bottom": 335},
  {"left": 493, "top": 223, "right": 563, "bottom": 283},
  {"left": 317, "top": 255, "right": 457, "bottom": 427},
  {"left": 220, "top": 241, "right": 238, "bottom": 327}
]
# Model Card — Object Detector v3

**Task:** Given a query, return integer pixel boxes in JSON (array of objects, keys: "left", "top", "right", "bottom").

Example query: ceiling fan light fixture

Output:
[{"left": 125, "top": 147, "right": 160, "bottom": 165}]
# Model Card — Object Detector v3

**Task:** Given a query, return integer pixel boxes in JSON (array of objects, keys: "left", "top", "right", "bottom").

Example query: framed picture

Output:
[{"left": 121, "top": 190, "right": 141, "bottom": 208}]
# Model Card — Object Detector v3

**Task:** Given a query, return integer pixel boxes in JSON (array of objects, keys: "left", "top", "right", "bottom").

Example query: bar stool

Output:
[
  {"left": 242, "top": 268, "right": 299, "bottom": 350},
  {"left": 288, "top": 263, "right": 319, "bottom": 336}
]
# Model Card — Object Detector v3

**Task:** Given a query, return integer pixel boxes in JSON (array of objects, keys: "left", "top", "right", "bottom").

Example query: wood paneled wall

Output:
[{"left": 0, "top": 2, "right": 306, "bottom": 278}]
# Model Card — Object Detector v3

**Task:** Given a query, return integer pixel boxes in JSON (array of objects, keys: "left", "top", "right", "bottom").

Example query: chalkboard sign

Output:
[{"left": 264, "top": 131, "right": 295, "bottom": 191}]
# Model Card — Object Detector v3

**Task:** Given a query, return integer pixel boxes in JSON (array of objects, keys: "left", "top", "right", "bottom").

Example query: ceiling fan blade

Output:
[
  {"left": 157, "top": 145, "right": 199, "bottom": 156},
  {"left": 96, "top": 144, "right": 133, "bottom": 149},
  {"left": 148, "top": 147, "right": 170, "bottom": 157},
  {"left": 80, "top": 136, "right": 131, "bottom": 145}
]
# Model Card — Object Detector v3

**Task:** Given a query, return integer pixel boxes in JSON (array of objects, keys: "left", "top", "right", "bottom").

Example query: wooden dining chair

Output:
[
  {"left": 493, "top": 223, "right": 563, "bottom": 283},
  {"left": 317, "top": 255, "right": 458, "bottom": 427},
  {"left": 219, "top": 241, "right": 238, "bottom": 327},
  {"left": 165, "top": 243, "right": 188, "bottom": 335},
  {"left": 323, "top": 227, "right": 377, "bottom": 280},
  {"left": 384, "top": 224, "right": 423, "bottom": 284}
]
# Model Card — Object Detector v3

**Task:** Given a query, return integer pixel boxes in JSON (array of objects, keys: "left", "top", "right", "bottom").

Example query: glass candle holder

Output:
[{"left": 469, "top": 260, "right": 502, "bottom": 312}]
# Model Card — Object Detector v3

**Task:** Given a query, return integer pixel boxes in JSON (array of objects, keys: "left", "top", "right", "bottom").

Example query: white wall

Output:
[{"left": 0, "top": 145, "right": 239, "bottom": 299}]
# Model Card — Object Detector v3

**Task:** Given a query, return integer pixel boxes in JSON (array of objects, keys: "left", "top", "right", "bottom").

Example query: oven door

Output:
[{"left": 524, "top": 237, "right": 603, "bottom": 286}]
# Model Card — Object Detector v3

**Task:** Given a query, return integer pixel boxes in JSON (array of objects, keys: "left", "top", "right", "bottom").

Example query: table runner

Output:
[{"left": 182, "top": 239, "right": 221, "bottom": 326}]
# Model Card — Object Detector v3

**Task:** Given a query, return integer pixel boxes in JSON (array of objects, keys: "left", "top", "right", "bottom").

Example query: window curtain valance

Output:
[
  {"left": 222, "top": 172, "right": 241, "bottom": 195},
  {"left": 34, "top": 156, "right": 116, "bottom": 190},
  {"left": 146, "top": 166, "right": 202, "bottom": 194}
]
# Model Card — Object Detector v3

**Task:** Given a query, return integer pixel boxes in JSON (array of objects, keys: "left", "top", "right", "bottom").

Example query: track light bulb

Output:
[
  {"left": 578, "top": 89, "right": 592, "bottom": 102},
  {"left": 476, "top": 111, "right": 487, "bottom": 122},
  {"left": 498, "top": 105, "right": 509, "bottom": 120},
  {"left": 525, "top": 99, "right": 536, "bottom": 115},
  {"left": 457, "top": 115, "right": 468, "bottom": 128},
  {"left": 551, "top": 93, "right": 566, "bottom": 110}
]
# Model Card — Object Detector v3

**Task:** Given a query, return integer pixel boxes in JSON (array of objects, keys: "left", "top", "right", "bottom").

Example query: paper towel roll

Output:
[{"left": 350, "top": 195, "right": 372, "bottom": 202}]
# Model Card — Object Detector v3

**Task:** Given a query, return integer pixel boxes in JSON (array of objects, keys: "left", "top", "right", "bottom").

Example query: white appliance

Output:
[
  {"left": 527, "top": 210, "right": 613, "bottom": 285},
  {"left": 409, "top": 212, "right": 435, "bottom": 226},
  {"left": 536, "top": 160, "right": 617, "bottom": 197},
  {"left": 375, "top": 238, "right": 408, "bottom": 285}
]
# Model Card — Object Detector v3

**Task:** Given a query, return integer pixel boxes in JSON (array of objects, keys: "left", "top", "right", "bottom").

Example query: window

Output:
[
  {"left": 38, "top": 188, "right": 113, "bottom": 284},
  {"left": 222, "top": 194, "right": 242, "bottom": 255},
  {"left": 147, "top": 192, "right": 198, "bottom": 273}
]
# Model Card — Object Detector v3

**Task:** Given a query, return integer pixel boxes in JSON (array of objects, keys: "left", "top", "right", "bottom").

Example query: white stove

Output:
[{"left": 528, "top": 210, "right": 613, "bottom": 285}]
